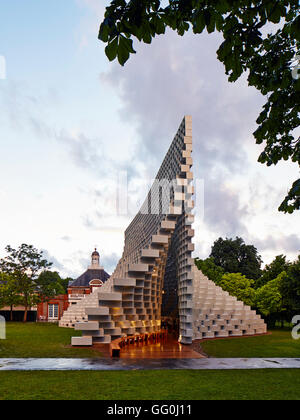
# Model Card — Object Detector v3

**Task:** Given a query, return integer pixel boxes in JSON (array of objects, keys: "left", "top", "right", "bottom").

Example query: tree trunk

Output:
[
  {"left": 23, "top": 306, "right": 28, "bottom": 322},
  {"left": 10, "top": 305, "right": 13, "bottom": 322}
]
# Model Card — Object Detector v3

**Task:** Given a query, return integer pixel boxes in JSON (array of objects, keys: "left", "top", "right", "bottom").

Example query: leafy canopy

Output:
[
  {"left": 195, "top": 256, "right": 225, "bottom": 285},
  {"left": 99, "top": 0, "right": 300, "bottom": 213},
  {"left": 210, "top": 237, "right": 262, "bottom": 280},
  {"left": 256, "top": 254, "right": 291, "bottom": 288},
  {"left": 0, "top": 244, "right": 53, "bottom": 321},
  {"left": 0, "top": 273, "right": 22, "bottom": 310},
  {"left": 254, "top": 272, "right": 285, "bottom": 317},
  {"left": 219, "top": 272, "right": 256, "bottom": 307},
  {"left": 280, "top": 256, "right": 300, "bottom": 314},
  {"left": 37, "top": 271, "right": 65, "bottom": 300}
]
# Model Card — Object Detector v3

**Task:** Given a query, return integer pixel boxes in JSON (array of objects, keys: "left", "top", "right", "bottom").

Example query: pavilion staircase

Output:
[{"left": 71, "top": 213, "right": 179, "bottom": 346}]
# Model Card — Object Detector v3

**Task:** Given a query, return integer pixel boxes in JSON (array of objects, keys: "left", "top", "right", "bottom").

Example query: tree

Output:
[
  {"left": 255, "top": 272, "right": 285, "bottom": 327},
  {"left": 279, "top": 256, "right": 300, "bottom": 319},
  {"left": 210, "top": 237, "right": 262, "bottom": 280},
  {"left": 194, "top": 257, "right": 225, "bottom": 285},
  {"left": 37, "top": 271, "right": 65, "bottom": 301},
  {"left": 256, "top": 254, "right": 291, "bottom": 288},
  {"left": 218, "top": 272, "right": 256, "bottom": 307},
  {"left": 0, "top": 245, "right": 52, "bottom": 322},
  {"left": 99, "top": 0, "right": 300, "bottom": 213},
  {"left": 0, "top": 274, "right": 22, "bottom": 321},
  {"left": 60, "top": 277, "right": 73, "bottom": 294}
]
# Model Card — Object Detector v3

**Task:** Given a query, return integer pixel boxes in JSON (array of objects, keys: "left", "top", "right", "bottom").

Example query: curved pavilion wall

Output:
[{"left": 60, "top": 116, "right": 266, "bottom": 346}]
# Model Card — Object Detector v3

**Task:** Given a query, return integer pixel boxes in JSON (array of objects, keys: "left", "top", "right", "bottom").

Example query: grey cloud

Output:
[
  {"left": 71, "top": 251, "right": 119, "bottom": 277},
  {"left": 203, "top": 179, "right": 249, "bottom": 237},
  {"left": 253, "top": 234, "right": 300, "bottom": 255},
  {"left": 101, "top": 252, "right": 120, "bottom": 274},
  {"left": 100, "top": 30, "right": 264, "bottom": 238},
  {"left": 0, "top": 81, "right": 137, "bottom": 182},
  {"left": 78, "top": 257, "right": 90, "bottom": 271},
  {"left": 61, "top": 236, "right": 72, "bottom": 242},
  {"left": 83, "top": 215, "right": 95, "bottom": 229},
  {"left": 29, "top": 117, "right": 139, "bottom": 181},
  {"left": 100, "top": 30, "right": 263, "bottom": 176},
  {"left": 41, "top": 249, "right": 64, "bottom": 272},
  {"left": 29, "top": 117, "right": 108, "bottom": 176}
]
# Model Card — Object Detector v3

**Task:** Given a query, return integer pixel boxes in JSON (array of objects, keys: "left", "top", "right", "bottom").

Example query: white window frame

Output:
[{"left": 48, "top": 304, "right": 59, "bottom": 320}]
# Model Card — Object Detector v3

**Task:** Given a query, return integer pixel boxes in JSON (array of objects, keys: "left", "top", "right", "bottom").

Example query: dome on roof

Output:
[{"left": 92, "top": 248, "right": 100, "bottom": 257}]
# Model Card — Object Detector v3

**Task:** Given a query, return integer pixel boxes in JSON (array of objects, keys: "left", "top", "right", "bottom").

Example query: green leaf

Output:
[
  {"left": 193, "top": 13, "right": 205, "bottom": 34},
  {"left": 99, "top": 22, "right": 110, "bottom": 42},
  {"left": 105, "top": 37, "right": 119, "bottom": 61},
  {"left": 143, "top": 31, "right": 152, "bottom": 44},
  {"left": 117, "top": 36, "right": 136, "bottom": 66},
  {"left": 155, "top": 16, "right": 166, "bottom": 34},
  {"left": 268, "top": 4, "right": 286, "bottom": 24}
]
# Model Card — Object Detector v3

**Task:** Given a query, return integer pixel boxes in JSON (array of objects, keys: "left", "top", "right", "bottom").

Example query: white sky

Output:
[{"left": 0, "top": 0, "right": 299, "bottom": 278}]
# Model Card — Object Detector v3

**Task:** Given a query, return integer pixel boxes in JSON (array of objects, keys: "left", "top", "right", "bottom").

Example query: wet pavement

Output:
[
  {"left": 0, "top": 358, "right": 300, "bottom": 371},
  {"left": 118, "top": 339, "right": 205, "bottom": 359}
]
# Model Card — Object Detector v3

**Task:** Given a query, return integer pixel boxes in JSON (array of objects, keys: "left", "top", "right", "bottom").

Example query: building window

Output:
[{"left": 48, "top": 304, "right": 59, "bottom": 320}]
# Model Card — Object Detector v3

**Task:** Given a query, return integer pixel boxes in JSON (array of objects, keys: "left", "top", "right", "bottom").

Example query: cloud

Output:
[
  {"left": 0, "top": 81, "right": 138, "bottom": 181},
  {"left": 101, "top": 252, "right": 119, "bottom": 274},
  {"left": 100, "top": 30, "right": 263, "bottom": 173},
  {"left": 41, "top": 249, "right": 64, "bottom": 272},
  {"left": 75, "top": 0, "right": 106, "bottom": 50},
  {"left": 61, "top": 236, "right": 72, "bottom": 242},
  {"left": 100, "top": 30, "right": 266, "bottom": 239},
  {"left": 76, "top": 0, "right": 105, "bottom": 15},
  {"left": 29, "top": 116, "right": 108, "bottom": 175},
  {"left": 203, "top": 180, "right": 249, "bottom": 237},
  {"left": 253, "top": 234, "right": 300, "bottom": 255}
]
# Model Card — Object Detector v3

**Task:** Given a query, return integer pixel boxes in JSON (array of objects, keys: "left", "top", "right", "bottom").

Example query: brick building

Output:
[
  {"left": 67, "top": 249, "right": 110, "bottom": 306},
  {"left": 37, "top": 249, "right": 109, "bottom": 322},
  {"left": 37, "top": 294, "right": 69, "bottom": 322}
]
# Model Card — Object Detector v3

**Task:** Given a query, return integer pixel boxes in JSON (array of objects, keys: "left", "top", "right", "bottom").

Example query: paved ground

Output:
[
  {"left": 0, "top": 358, "right": 300, "bottom": 371},
  {"left": 116, "top": 338, "right": 204, "bottom": 359},
  {"left": 89, "top": 335, "right": 206, "bottom": 359}
]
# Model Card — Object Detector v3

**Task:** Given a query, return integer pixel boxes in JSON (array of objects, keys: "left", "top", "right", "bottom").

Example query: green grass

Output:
[
  {"left": 1, "top": 323, "right": 299, "bottom": 359},
  {"left": 0, "top": 322, "right": 103, "bottom": 358},
  {"left": 0, "top": 370, "right": 299, "bottom": 400},
  {"left": 0, "top": 324, "right": 299, "bottom": 400},
  {"left": 200, "top": 329, "right": 300, "bottom": 358}
]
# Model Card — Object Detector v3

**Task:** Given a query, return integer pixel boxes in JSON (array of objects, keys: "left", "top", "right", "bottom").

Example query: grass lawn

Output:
[
  {"left": 199, "top": 329, "right": 300, "bottom": 358},
  {"left": 0, "top": 323, "right": 299, "bottom": 400},
  {"left": 0, "top": 323, "right": 299, "bottom": 359},
  {"left": 0, "top": 322, "right": 103, "bottom": 358},
  {"left": 0, "top": 369, "right": 299, "bottom": 400}
]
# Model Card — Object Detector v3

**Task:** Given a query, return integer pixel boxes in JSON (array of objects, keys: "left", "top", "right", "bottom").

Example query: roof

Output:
[{"left": 70, "top": 268, "right": 110, "bottom": 287}]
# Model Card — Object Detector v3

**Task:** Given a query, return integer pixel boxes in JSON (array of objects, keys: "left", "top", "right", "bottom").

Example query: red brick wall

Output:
[{"left": 37, "top": 295, "right": 69, "bottom": 321}]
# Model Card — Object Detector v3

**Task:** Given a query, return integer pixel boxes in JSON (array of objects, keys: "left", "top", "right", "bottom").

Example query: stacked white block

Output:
[
  {"left": 70, "top": 116, "right": 195, "bottom": 346},
  {"left": 192, "top": 267, "right": 267, "bottom": 339},
  {"left": 65, "top": 115, "right": 267, "bottom": 348},
  {"left": 59, "top": 289, "right": 101, "bottom": 328}
]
